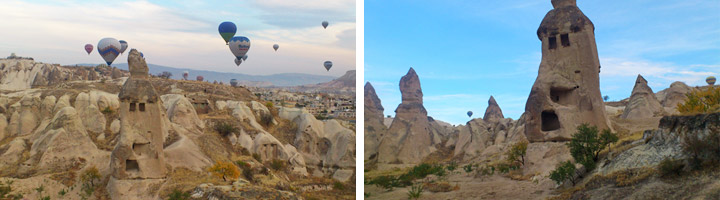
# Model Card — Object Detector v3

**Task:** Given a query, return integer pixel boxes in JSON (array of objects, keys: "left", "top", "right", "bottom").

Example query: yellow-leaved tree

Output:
[
  {"left": 677, "top": 86, "right": 720, "bottom": 114},
  {"left": 208, "top": 161, "right": 240, "bottom": 182}
]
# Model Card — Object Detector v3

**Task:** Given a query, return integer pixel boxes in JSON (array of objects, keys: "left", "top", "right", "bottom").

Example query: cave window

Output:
[
  {"left": 139, "top": 103, "right": 145, "bottom": 112},
  {"left": 561, "top": 34, "right": 570, "bottom": 47},
  {"left": 129, "top": 102, "right": 136, "bottom": 112},
  {"left": 126, "top": 159, "right": 139, "bottom": 173},
  {"left": 550, "top": 87, "right": 573, "bottom": 105},
  {"left": 548, "top": 36, "right": 557, "bottom": 50},
  {"left": 541, "top": 111, "right": 561, "bottom": 131}
]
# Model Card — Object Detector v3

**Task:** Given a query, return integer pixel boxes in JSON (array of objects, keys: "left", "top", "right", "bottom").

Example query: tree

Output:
[
  {"left": 603, "top": 95, "right": 610, "bottom": 101},
  {"left": 677, "top": 86, "right": 720, "bottom": 114},
  {"left": 549, "top": 160, "right": 578, "bottom": 186},
  {"left": 208, "top": 161, "right": 240, "bottom": 182},
  {"left": 157, "top": 71, "right": 173, "bottom": 79},
  {"left": 506, "top": 141, "right": 528, "bottom": 166},
  {"left": 566, "top": 124, "right": 617, "bottom": 170}
]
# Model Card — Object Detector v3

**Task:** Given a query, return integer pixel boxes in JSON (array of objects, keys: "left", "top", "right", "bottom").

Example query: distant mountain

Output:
[
  {"left": 75, "top": 63, "right": 337, "bottom": 87},
  {"left": 283, "top": 70, "right": 355, "bottom": 94}
]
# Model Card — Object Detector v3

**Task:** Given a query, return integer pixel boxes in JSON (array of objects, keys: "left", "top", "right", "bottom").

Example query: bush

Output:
[
  {"left": 260, "top": 113, "right": 273, "bottom": 127},
  {"left": 407, "top": 184, "right": 423, "bottom": 199},
  {"left": 0, "top": 180, "right": 13, "bottom": 199},
  {"left": 368, "top": 163, "right": 445, "bottom": 190},
  {"left": 507, "top": 141, "right": 528, "bottom": 166},
  {"left": 682, "top": 130, "right": 720, "bottom": 169},
  {"left": 252, "top": 153, "right": 262, "bottom": 162},
  {"left": 269, "top": 159, "right": 286, "bottom": 171},
  {"left": 658, "top": 157, "right": 684, "bottom": 177},
  {"left": 81, "top": 166, "right": 101, "bottom": 188},
  {"left": 101, "top": 106, "right": 114, "bottom": 114},
  {"left": 265, "top": 102, "right": 274, "bottom": 108},
  {"left": 677, "top": 86, "right": 720, "bottom": 114},
  {"left": 549, "top": 161, "right": 577, "bottom": 186},
  {"left": 214, "top": 122, "right": 238, "bottom": 137},
  {"left": 446, "top": 161, "right": 458, "bottom": 172},
  {"left": 168, "top": 189, "right": 190, "bottom": 200},
  {"left": 208, "top": 161, "right": 240, "bottom": 182},
  {"left": 157, "top": 71, "right": 172, "bottom": 79},
  {"left": 333, "top": 181, "right": 346, "bottom": 191},
  {"left": 566, "top": 124, "right": 617, "bottom": 170},
  {"left": 463, "top": 163, "right": 474, "bottom": 173},
  {"left": 367, "top": 175, "right": 401, "bottom": 190}
]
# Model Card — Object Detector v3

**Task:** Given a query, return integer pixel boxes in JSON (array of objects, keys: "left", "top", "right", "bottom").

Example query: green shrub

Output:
[
  {"left": 549, "top": 161, "right": 577, "bottom": 186},
  {"left": 252, "top": 153, "right": 262, "bottom": 161},
  {"left": 368, "top": 175, "right": 401, "bottom": 190},
  {"left": 658, "top": 157, "right": 684, "bottom": 177},
  {"left": 446, "top": 161, "right": 458, "bottom": 172},
  {"left": 260, "top": 113, "right": 273, "bottom": 127},
  {"left": 269, "top": 159, "right": 286, "bottom": 171},
  {"left": 101, "top": 106, "right": 114, "bottom": 114},
  {"left": 463, "top": 163, "right": 474, "bottom": 173},
  {"left": 682, "top": 130, "right": 720, "bottom": 169},
  {"left": 168, "top": 189, "right": 190, "bottom": 200},
  {"left": 214, "top": 122, "right": 238, "bottom": 137},
  {"left": 368, "top": 163, "right": 445, "bottom": 190},
  {"left": 407, "top": 184, "right": 423, "bottom": 199},
  {"left": 333, "top": 181, "right": 346, "bottom": 191},
  {"left": 0, "top": 180, "right": 13, "bottom": 198},
  {"left": 566, "top": 124, "right": 617, "bottom": 170}
]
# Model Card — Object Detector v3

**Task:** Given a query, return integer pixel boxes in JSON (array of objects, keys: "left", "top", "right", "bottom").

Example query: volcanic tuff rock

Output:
[
  {"left": 621, "top": 75, "right": 663, "bottom": 119},
  {"left": 364, "top": 82, "right": 386, "bottom": 160},
  {"left": 0, "top": 58, "right": 128, "bottom": 91},
  {"left": 377, "top": 68, "right": 440, "bottom": 165},
  {"left": 656, "top": 81, "right": 691, "bottom": 114},
  {"left": 525, "top": 0, "right": 610, "bottom": 142},
  {"left": 483, "top": 96, "right": 504, "bottom": 122}
]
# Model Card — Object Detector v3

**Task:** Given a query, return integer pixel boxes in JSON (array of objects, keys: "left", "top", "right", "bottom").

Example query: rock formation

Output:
[
  {"left": 656, "top": 81, "right": 691, "bottom": 114},
  {"left": 109, "top": 49, "right": 166, "bottom": 182},
  {"left": 524, "top": 0, "right": 610, "bottom": 142},
  {"left": 0, "top": 58, "right": 128, "bottom": 91},
  {"left": 621, "top": 75, "right": 663, "bottom": 119},
  {"left": 377, "top": 68, "right": 440, "bottom": 165},
  {"left": 364, "top": 82, "right": 386, "bottom": 161},
  {"left": 483, "top": 96, "right": 504, "bottom": 122}
]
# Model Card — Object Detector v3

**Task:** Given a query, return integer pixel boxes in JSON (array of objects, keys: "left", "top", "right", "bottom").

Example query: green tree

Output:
[
  {"left": 549, "top": 161, "right": 577, "bottom": 186},
  {"left": 566, "top": 124, "right": 617, "bottom": 170},
  {"left": 506, "top": 141, "right": 528, "bottom": 166},
  {"left": 599, "top": 129, "right": 619, "bottom": 153}
]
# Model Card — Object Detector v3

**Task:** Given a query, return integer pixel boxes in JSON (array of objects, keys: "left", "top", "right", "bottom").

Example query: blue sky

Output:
[
  {"left": 0, "top": 0, "right": 355, "bottom": 76},
  {"left": 365, "top": 0, "right": 720, "bottom": 125}
]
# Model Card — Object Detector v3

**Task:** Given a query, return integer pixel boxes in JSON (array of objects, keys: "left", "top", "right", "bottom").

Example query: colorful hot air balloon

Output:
[
  {"left": 182, "top": 71, "right": 189, "bottom": 80},
  {"left": 140, "top": 52, "right": 144, "bottom": 58},
  {"left": 273, "top": 44, "right": 279, "bottom": 51},
  {"left": 707, "top": 76, "right": 716, "bottom": 86},
  {"left": 234, "top": 58, "right": 242, "bottom": 66},
  {"left": 230, "top": 79, "right": 238, "bottom": 87},
  {"left": 229, "top": 36, "right": 251, "bottom": 59},
  {"left": 218, "top": 21, "right": 237, "bottom": 45},
  {"left": 84, "top": 44, "right": 93, "bottom": 55},
  {"left": 323, "top": 61, "right": 333, "bottom": 71},
  {"left": 119, "top": 40, "right": 128, "bottom": 54},
  {"left": 97, "top": 38, "right": 121, "bottom": 65},
  {"left": 467, "top": 111, "right": 473, "bottom": 117},
  {"left": 242, "top": 54, "right": 248, "bottom": 61},
  {"left": 196, "top": 76, "right": 204, "bottom": 81},
  {"left": 322, "top": 21, "right": 329, "bottom": 29}
]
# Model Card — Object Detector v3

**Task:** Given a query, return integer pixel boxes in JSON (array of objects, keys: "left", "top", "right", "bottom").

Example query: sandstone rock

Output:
[
  {"left": 161, "top": 94, "right": 204, "bottom": 132},
  {"left": 657, "top": 81, "right": 691, "bottom": 114},
  {"left": 109, "top": 49, "right": 166, "bottom": 180},
  {"left": 621, "top": 75, "right": 663, "bottom": 119},
  {"left": 525, "top": 0, "right": 610, "bottom": 142},
  {"left": 252, "top": 132, "right": 291, "bottom": 162},
  {"left": 237, "top": 130, "right": 254, "bottom": 151},
  {"left": 364, "top": 82, "right": 386, "bottom": 160},
  {"left": 75, "top": 92, "right": 106, "bottom": 133},
  {"left": 164, "top": 124, "right": 212, "bottom": 172},
  {"left": 0, "top": 138, "right": 26, "bottom": 169},
  {"left": 377, "top": 68, "right": 439, "bottom": 164},
  {"left": 8, "top": 95, "right": 41, "bottom": 137},
  {"left": 331, "top": 169, "right": 354, "bottom": 182},
  {"left": 0, "top": 114, "right": 7, "bottom": 141},
  {"left": 111, "top": 119, "right": 121, "bottom": 134},
  {"left": 30, "top": 107, "right": 98, "bottom": 171},
  {"left": 483, "top": 96, "right": 504, "bottom": 122},
  {"left": 225, "top": 101, "right": 264, "bottom": 130},
  {"left": 284, "top": 144, "right": 309, "bottom": 175},
  {"left": 53, "top": 95, "right": 72, "bottom": 114},
  {"left": 107, "top": 178, "right": 164, "bottom": 200}
]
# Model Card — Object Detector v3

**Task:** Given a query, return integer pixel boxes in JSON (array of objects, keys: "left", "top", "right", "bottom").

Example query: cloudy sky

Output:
[
  {"left": 365, "top": 0, "right": 720, "bottom": 125},
  {"left": 0, "top": 0, "right": 355, "bottom": 77}
]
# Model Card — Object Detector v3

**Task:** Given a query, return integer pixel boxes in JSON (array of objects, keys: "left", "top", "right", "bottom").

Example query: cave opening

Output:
[{"left": 541, "top": 111, "right": 560, "bottom": 131}]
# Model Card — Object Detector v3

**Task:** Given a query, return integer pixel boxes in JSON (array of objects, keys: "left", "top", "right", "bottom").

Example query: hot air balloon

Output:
[
  {"left": 707, "top": 76, "right": 716, "bottom": 86},
  {"left": 467, "top": 111, "right": 473, "bottom": 117},
  {"left": 196, "top": 76, "right": 204, "bottom": 81},
  {"left": 322, "top": 21, "right": 329, "bottom": 29},
  {"left": 323, "top": 61, "right": 333, "bottom": 71},
  {"left": 242, "top": 55, "right": 248, "bottom": 61},
  {"left": 119, "top": 40, "right": 128, "bottom": 54},
  {"left": 97, "top": 38, "right": 121, "bottom": 66},
  {"left": 218, "top": 22, "right": 237, "bottom": 45},
  {"left": 230, "top": 79, "right": 238, "bottom": 87},
  {"left": 182, "top": 71, "right": 189, "bottom": 80},
  {"left": 229, "top": 36, "right": 251, "bottom": 59},
  {"left": 273, "top": 44, "right": 279, "bottom": 51},
  {"left": 234, "top": 58, "right": 242, "bottom": 66},
  {"left": 84, "top": 44, "right": 93, "bottom": 55},
  {"left": 140, "top": 52, "right": 144, "bottom": 58}
]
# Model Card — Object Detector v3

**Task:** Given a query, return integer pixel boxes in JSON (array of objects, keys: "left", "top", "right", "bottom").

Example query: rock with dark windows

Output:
[{"left": 524, "top": 0, "right": 611, "bottom": 142}]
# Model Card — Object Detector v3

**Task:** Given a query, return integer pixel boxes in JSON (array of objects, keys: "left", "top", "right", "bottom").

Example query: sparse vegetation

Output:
[
  {"left": 446, "top": 161, "right": 458, "bottom": 172},
  {"left": 463, "top": 163, "right": 474, "bottom": 173},
  {"left": 567, "top": 124, "right": 617, "bottom": 170},
  {"left": 681, "top": 129, "right": 720, "bottom": 169},
  {"left": 549, "top": 160, "right": 577, "bottom": 186},
  {"left": 213, "top": 122, "right": 238, "bottom": 137},
  {"left": 367, "top": 163, "right": 446, "bottom": 190},
  {"left": 506, "top": 141, "right": 528, "bottom": 166},
  {"left": 81, "top": 166, "right": 101, "bottom": 187},
  {"left": 659, "top": 157, "right": 685, "bottom": 177},
  {"left": 101, "top": 106, "right": 114, "bottom": 114},
  {"left": 0, "top": 180, "right": 14, "bottom": 199},
  {"left": 168, "top": 189, "right": 191, "bottom": 200},
  {"left": 157, "top": 71, "right": 173, "bottom": 79},
  {"left": 333, "top": 181, "right": 346, "bottom": 191},
  {"left": 236, "top": 160, "right": 254, "bottom": 182},
  {"left": 677, "top": 86, "right": 720, "bottom": 114},
  {"left": 260, "top": 113, "right": 273, "bottom": 127},
  {"left": 252, "top": 153, "right": 262, "bottom": 162},
  {"left": 208, "top": 161, "right": 240, "bottom": 182},
  {"left": 407, "top": 184, "right": 424, "bottom": 199},
  {"left": 424, "top": 181, "right": 458, "bottom": 193},
  {"left": 269, "top": 159, "right": 287, "bottom": 171},
  {"left": 34, "top": 185, "right": 49, "bottom": 200}
]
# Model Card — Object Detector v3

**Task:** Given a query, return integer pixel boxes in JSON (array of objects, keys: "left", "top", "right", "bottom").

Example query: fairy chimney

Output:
[
  {"left": 109, "top": 49, "right": 166, "bottom": 179},
  {"left": 524, "top": 0, "right": 611, "bottom": 142}
]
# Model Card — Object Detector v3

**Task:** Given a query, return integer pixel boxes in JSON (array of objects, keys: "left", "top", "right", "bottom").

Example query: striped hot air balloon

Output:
[
  {"left": 119, "top": 40, "right": 128, "bottom": 55},
  {"left": 707, "top": 76, "right": 716, "bottom": 86},
  {"left": 97, "top": 38, "right": 121, "bottom": 65},
  {"left": 218, "top": 22, "right": 237, "bottom": 45},
  {"left": 229, "top": 36, "right": 251, "bottom": 60}
]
